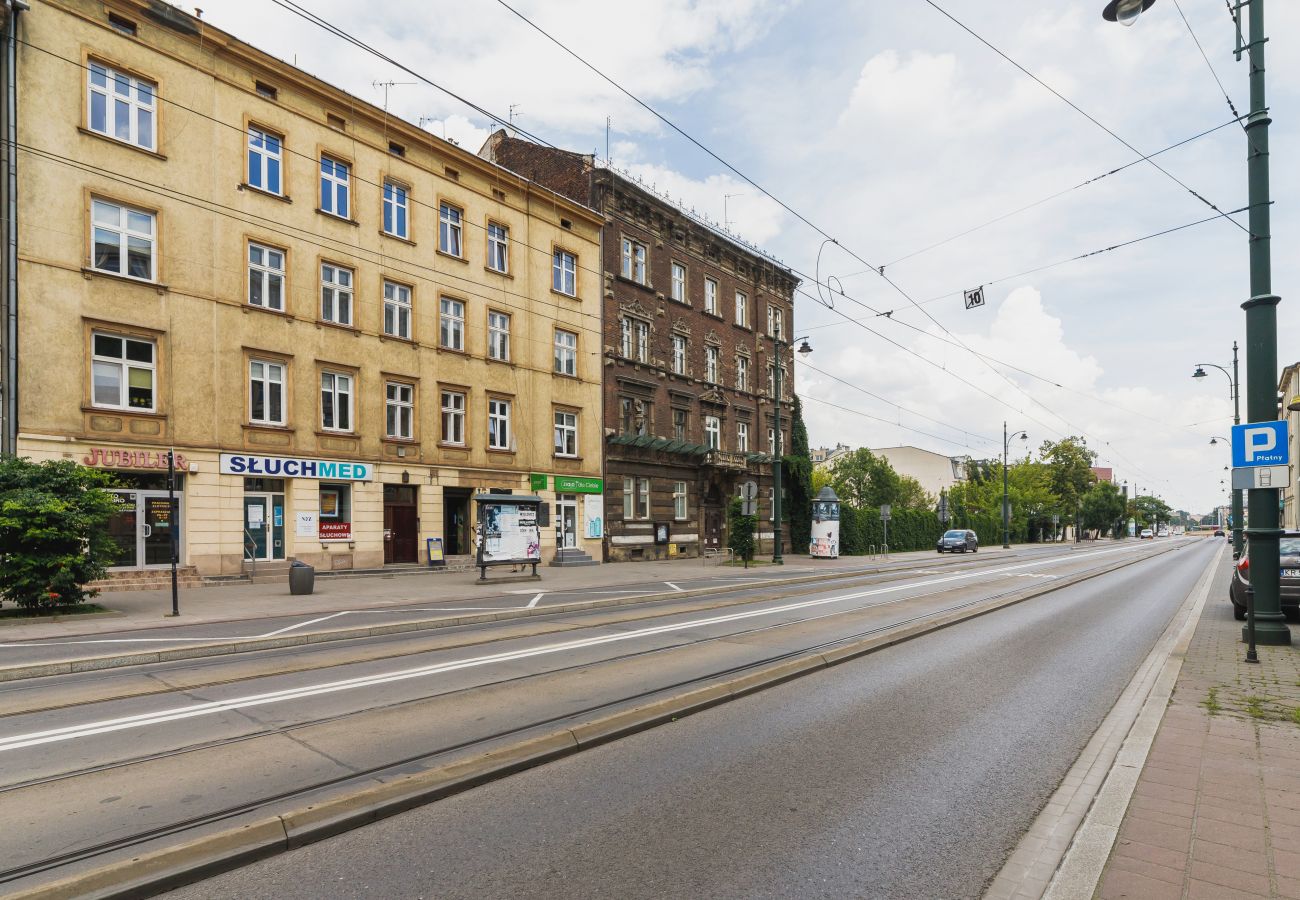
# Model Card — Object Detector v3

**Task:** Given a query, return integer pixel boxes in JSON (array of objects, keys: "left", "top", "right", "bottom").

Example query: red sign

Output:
[
  {"left": 319, "top": 521, "right": 352, "bottom": 540},
  {"left": 84, "top": 447, "right": 189, "bottom": 470}
]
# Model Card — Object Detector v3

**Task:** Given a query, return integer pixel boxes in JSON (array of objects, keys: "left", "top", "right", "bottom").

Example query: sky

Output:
[{"left": 201, "top": 0, "right": 1300, "bottom": 517}]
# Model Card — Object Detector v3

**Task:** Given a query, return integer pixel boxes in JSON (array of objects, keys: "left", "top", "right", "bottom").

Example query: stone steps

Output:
[
  {"left": 90, "top": 567, "right": 205, "bottom": 592},
  {"left": 550, "top": 548, "right": 599, "bottom": 568}
]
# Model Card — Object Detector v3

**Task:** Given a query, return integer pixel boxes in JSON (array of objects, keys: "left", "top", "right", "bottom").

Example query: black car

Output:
[
  {"left": 1214, "top": 528, "right": 1225, "bottom": 537},
  {"left": 936, "top": 529, "right": 979, "bottom": 553},
  {"left": 1229, "top": 532, "right": 1300, "bottom": 620}
]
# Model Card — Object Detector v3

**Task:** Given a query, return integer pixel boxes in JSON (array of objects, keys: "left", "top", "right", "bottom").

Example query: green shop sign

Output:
[
  {"left": 529, "top": 473, "right": 549, "bottom": 492},
  {"left": 554, "top": 475, "right": 604, "bottom": 494}
]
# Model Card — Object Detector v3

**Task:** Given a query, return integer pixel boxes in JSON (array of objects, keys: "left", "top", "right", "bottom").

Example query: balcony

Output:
[{"left": 704, "top": 449, "right": 750, "bottom": 471}]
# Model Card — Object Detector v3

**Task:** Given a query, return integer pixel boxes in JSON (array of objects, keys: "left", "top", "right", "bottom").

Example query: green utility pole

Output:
[
  {"left": 1240, "top": 0, "right": 1288, "bottom": 644},
  {"left": 772, "top": 361, "right": 784, "bottom": 565}
]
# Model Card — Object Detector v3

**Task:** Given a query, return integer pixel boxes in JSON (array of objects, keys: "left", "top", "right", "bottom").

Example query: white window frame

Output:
[
  {"left": 383, "top": 281, "right": 412, "bottom": 339},
  {"left": 488, "top": 311, "right": 511, "bottom": 361},
  {"left": 247, "top": 126, "right": 282, "bottom": 195},
  {"left": 637, "top": 478, "right": 650, "bottom": 519},
  {"left": 737, "top": 421, "right": 750, "bottom": 452},
  {"left": 621, "top": 238, "right": 647, "bottom": 284},
  {"left": 91, "top": 199, "right": 155, "bottom": 281},
  {"left": 248, "top": 358, "right": 285, "bottom": 426},
  {"left": 320, "top": 263, "right": 353, "bottom": 326},
  {"left": 248, "top": 242, "right": 285, "bottom": 311},
  {"left": 91, "top": 331, "right": 155, "bottom": 412},
  {"left": 673, "top": 481, "right": 688, "bottom": 520},
  {"left": 439, "top": 203, "right": 463, "bottom": 256},
  {"left": 736, "top": 355, "right": 749, "bottom": 392},
  {"left": 87, "top": 61, "right": 155, "bottom": 151},
  {"left": 319, "top": 156, "right": 350, "bottom": 219},
  {"left": 554, "top": 329, "right": 577, "bottom": 376},
  {"left": 440, "top": 390, "right": 465, "bottom": 445},
  {"left": 671, "top": 262, "right": 686, "bottom": 303},
  {"left": 320, "top": 371, "right": 353, "bottom": 432},
  {"left": 383, "top": 182, "right": 409, "bottom": 239},
  {"left": 671, "top": 335, "right": 687, "bottom": 375},
  {"left": 440, "top": 297, "right": 465, "bottom": 351},
  {"left": 704, "top": 415, "right": 721, "bottom": 450},
  {"left": 768, "top": 304, "right": 784, "bottom": 340},
  {"left": 488, "top": 398, "right": 511, "bottom": 450},
  {"left": 705, "top": 346, "right": 719, "bottom": 384},
  {"left": 385, "top": 381, "right": 414, "bottom": 440},
  {"left": 553, "top": 250, "right": 577, "bottom": 296},
  {"left": 554, "top": 410, "right": 578, "bottom": 457},
  {"left": 488, "top": 222, "right": 509, "bottom": 273},
  {"left": 624, "top": 477, "right": 651, "bottom": 520},
  {"left": 735, "top": 291, "right": 748, "bottom": 327},
  {"left": 704, "top": 277, "right": 718, "bottom": 315}
]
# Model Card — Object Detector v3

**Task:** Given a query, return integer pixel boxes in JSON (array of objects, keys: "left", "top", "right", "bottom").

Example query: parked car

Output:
[
  {"left": 1140, "top": 528, "right": 1154, "bottom": 539},
  {"left": 1214, "top": 528, "right": 1226, "bottom": 537},
  {"left": 1229, "top": 532, "right": 1300, "bottom": 620},
  {"left": 936, "top": 529, "right": 978, "bottom": 553}
]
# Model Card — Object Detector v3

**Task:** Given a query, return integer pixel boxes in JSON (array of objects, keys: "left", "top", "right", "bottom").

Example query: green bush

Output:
[
  {"left": 0, "top": 457, "right": 121, "bottom": 610},
  {"left": 727, "top": 497, "right": 756, "bottom": 563}
]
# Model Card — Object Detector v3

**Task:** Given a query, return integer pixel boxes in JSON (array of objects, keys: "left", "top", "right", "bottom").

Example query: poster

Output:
[
  {"left": 296, "top": 512, "right": 316, "bottom": 537},
  {"left": 479, "top": 502, "right": 541, "bottom": 563},
  {"left": 319, "top": 521, "right": 351, "bottom": 540},
  {"left": 583, "top": 495, "right": 604, "bottom": 539},
  {"left": 247, "top": 504, "right": 264, "bottom": 527},
  {"left": 320, "top": 489, "right": 340, "bottom": 518}
]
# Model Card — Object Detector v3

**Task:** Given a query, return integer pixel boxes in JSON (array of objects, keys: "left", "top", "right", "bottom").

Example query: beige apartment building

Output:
[{"left": 6, "top": 0, "right": 605, "bottom": 577}]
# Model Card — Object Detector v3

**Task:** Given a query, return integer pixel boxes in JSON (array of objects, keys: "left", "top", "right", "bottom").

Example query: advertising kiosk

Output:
[
  {"left": 810, "top": 486, "right": 841, "bottom": 559},
  {"left": 474, "top": 493, "right": 543, "bottom": 581}
]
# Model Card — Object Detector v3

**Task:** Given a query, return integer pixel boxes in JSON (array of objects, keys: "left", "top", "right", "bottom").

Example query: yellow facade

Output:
[{"left": 14, "top": 0, "right": 605, "bottom": 575}]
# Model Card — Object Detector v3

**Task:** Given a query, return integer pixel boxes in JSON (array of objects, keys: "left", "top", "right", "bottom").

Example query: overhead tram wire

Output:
[
  {"left": 271, "top": 1, "right": 1171, "bottom": 479},
  {"left": 920, "top": 0, "right": 1249, "bottom": 237},
  {"left": 1171, "top": 0, "right": 1246, "bottom": 127},
  {"left": 799, "top": 395, "right": 1003, "bottom": 454}
]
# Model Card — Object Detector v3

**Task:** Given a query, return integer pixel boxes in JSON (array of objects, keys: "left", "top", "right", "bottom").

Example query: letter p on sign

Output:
[{"left": 1232, "top": 420, "right": 1290, "bottom": 468}]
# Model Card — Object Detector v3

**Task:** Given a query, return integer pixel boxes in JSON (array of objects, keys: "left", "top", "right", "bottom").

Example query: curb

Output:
[
  {"left": 5, "top": 542, "right": 1182, "bottom": 900},
  {"left": 0, "top": 553, "right": 1023, "bottom": 684}
]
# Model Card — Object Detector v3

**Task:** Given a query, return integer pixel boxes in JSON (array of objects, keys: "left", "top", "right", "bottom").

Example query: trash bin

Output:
[{"left": 288, "top": 560, "right": 315, "bottom": 595}]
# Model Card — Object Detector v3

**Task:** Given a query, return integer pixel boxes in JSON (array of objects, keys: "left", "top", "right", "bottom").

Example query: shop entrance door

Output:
[
  {"left": 108, "top": 490, "right": 184, "bottom": 569},
  {"left": 443, "top": 488, "right": 472, "bottom": 556},
  {"left": 384, "top": 485, "right": 419, "bottom": 564},
  {"left": 556, "top": 494, "right": 578, "bottom": 549},
  {"left": 243, "top": 494, "right": 285, "bottom": 562}
]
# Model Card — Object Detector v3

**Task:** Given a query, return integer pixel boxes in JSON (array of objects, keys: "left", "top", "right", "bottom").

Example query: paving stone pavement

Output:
[{"left": 1097, "top": 562, "right": 1300, "bottom": 900}]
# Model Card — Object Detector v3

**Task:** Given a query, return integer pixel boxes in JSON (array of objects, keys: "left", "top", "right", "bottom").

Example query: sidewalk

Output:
[{"left": 1095, "top": 559, "right": 1300, "bottom": 899}]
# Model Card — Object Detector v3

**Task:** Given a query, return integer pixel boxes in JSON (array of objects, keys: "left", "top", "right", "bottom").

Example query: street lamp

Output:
[
  {"left": 1195, "top": 344, "right": 1242, "bottom": 556},
  {"left": 1003, "top": 422, "right": 1028, "bottom": 549},
  {"left": 1106, "top": 0, "right": 1288, "bottom": 646},
  {"left": 772, "top": 336, "right": 813, "bottom": 564}
]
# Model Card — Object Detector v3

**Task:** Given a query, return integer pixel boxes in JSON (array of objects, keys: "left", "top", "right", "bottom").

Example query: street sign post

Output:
[
  {"left": 1232, "top": 465, "right": 1291, "bottom": 490},
  {"left": 937, "top": 492, "right": 950, "bottom": 525},
  {"left": 880, "top": 504, "right": 891, "bottom": 553},
  {"left": 740, "top": 480, "right": 758, "bottom": 517}
]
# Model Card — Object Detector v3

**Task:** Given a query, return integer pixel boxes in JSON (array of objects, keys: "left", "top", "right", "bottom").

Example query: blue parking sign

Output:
[{"left": 1232, "top": 420, "right": 1289, "bottom": 468}]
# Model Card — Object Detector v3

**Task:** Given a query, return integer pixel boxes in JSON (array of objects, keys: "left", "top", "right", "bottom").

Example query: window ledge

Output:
[
  {"left": 380, "top": 230, "right": 416, "bottom": 246},
  {"left": 551, "top": 371, "right": 581, "bottom": 381},
  {"left": 81, "top": 267, "right": 167, "bottom": 293},
  {"left": 436, "top": 345, "right": 469, "bottom": 357},
  {"left": 77, "top": 126, "right": 167, "bottom": 160},
  {"left": 381, "top": 436, "right": 419, "bottom": 446},
  {"left": 314, "top": 429, "right": 357, "bottom": 439},
  {"left": 486, "top": 357, "right": 516, "bottom": 367},
  {"left": 436, "top": 249, "right": 468, "bottom": 264},
  {"left": 484, "top": 266, "right": 513, "bottom": 279},
  {"left": 702, "top": 311, "right": 724, "bottom": 322},
  {"left": 438, "top": 442, "right": 472, "bottom": 451},
  {"left": 238, "top": 183, "right": 291, "bottom": 203},
  {"left": 379, "top": 334, "right": 418, "bottom": 346},
  {"left": 244, "top": 422, "right": 294, "bottom": 433},
  {"left": 616, "top": 274, "right": 654, "bottom": 293},
  {"left": 486, "top": 447, "right": 516, "bottom": 455},
  {"left": 82, "top": 404, "right": 166, "bottom": 419},
  {"left": 551, "top": 288, "right": 580, "bottom": 301},
  {"left": 553, "top": 454, "right": 584, "bottom": 462},
  {"left": 243, "top": 303, "right": 293, "bottom": 319},
  {"left": 316, "top": 320, "right": 358, "bottom": 334},
  {"left": 315, "top": 209, "right": 360, "bottom": 226}
]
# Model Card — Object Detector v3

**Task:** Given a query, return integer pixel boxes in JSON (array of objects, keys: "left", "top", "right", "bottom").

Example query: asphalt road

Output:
[
  {"left": 0, "top": 539, "right": 1204, "bottom": 895},
  {"left": 160, "top": 538, "right": 1219, "bottom": 900}
]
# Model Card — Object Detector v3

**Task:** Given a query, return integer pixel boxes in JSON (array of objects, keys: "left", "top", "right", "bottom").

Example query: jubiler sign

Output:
[{"left": 219, "top": 453, "right": 370, "bottom": 481}]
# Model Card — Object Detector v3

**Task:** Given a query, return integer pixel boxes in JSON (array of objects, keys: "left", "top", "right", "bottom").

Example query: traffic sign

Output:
[
  {"left": 1232, "top": 465, "right": 1291, "bottom": 490},
  {"left": 740, "top": 481, "right": 758, "bottom": 501},
  {"left": 880, "top": 503, "right": 891, "bottom": 522},
  {"left": 937, "top": 495, "right": 950, "bottom": 524},
  {"left": 963, "top": 286, "right": 985, "bottom": 310},
  {"left": 1232, "top": 421, "right": 1289, "bottom": 468}
]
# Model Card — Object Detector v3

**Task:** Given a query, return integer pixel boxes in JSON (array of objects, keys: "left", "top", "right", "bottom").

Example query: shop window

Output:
[{"left": 319, "top": 483, "right": 352, "bottom": 540}]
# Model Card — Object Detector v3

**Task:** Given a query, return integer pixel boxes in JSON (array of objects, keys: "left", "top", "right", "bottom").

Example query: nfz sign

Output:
[{"left": 1232, "top": 421, "right": 1289, "bottom": 468}]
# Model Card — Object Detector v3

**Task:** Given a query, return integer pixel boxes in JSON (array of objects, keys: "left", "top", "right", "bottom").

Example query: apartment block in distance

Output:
[
  {"left": 6, "top": 0, "right": 605, "bottom": 580},
  {"left": 482, "top": 131, "right": 800, "bottom": 561}
]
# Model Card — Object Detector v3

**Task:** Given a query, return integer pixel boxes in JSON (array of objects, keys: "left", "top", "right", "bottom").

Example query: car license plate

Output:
[{"left": 1283, "top": 569, "right": 1300, "bottom": 578}]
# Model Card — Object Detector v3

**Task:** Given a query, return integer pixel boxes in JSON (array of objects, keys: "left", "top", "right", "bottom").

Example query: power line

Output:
[
  {"left": 799, "top": 395, "right": 1000, "bottom": 453},
  {"left": 1171, "top": 0, "right": 1243, "bottom": 124}
]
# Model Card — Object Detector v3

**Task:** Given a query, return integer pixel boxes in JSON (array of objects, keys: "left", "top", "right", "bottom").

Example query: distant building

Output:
[
  {"left": 811, "top": 444, "right": 851, "bottom": 467},
  {"left": 1091, "top": 467, "right": 1114, "bottom": 483},
  {"left": 1279, "top": 362, "right": 1300, "bottom": 530},
  {"left": 869, "top": 446, "right": 969, "bottom": 500}
]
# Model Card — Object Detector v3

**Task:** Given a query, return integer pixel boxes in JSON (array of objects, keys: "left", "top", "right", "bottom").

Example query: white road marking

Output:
[
  {"left": 664, "top": 582, "right": 683, "bottom": 592},
  {"left": 0, "top": 542, "right": 1153, "bottom": 753},
  {"left": 259, "top": 611, "right": 351, "bottom": 637},
  {"left": 526, "top": 593, "right": 544, "bottom": 609}
]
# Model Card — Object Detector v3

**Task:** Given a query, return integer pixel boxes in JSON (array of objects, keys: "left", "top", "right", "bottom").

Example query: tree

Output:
[
  {"left": 783, "top": 395, "right": 814, "bottom": 553},
  {"left": 1039, "top": 436, "right": 1096, "bottom": 526},
  {"left": 1080, "top": 481, "right": 1126, "bottom": 537},
  {"left": 895, "top": 474, "right": 935, "bottom": 511},
  {"left": 827, "top": 448, "right": 931, "bottom": 510},
  {"left": 0, "top": 457, "right": 121, "bottom": 610},
  {"left": 727, "top": 497, "right": 755, "bottom": 564}
]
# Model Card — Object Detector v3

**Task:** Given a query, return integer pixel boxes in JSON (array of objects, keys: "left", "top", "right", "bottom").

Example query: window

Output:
[
  {"left": 553, "top": 250, "right": 577, "bottom": 296},
  {"left": 91, "top": 332, "right": 154, "bottom": 411},
  {"left": 704, "top": 415, "right": 721, "bottom": 450},
  {"left": 737, "top": 421, "right": 750, "bottom": 452},
  {"left": 319, "top": 156, "right": 350, "bottom": 218},
  {"left": 671, "top": 262, "right": 686, "bottom": 303},
  {"left": 673, "top": 408, "right": 687, "bottom": 441},
  {"left": 705, "top": 346, "right": 719, "bottom": 384},
  {"left": 674, "top": 481, "right": 688, "bottom": 520},
  {"left": 769, "top": 427, "right": 780, "bottom": 456},
  {"left": 488, "top": 223, "right": 509, "bottom": 273},
  {"left": 671, "top": 335, "right": 687, "bottom": 375},
  {"left": 383, "top": 281, "right": 411, "bottom": 339},
  {"left": 488, "top": 398, "right": 511, "bottom": 450},
  {"left": 736, "top": 292, "right": 748, "bottom": 327},
  {"left": 620, "top": 397, "right": 651, "bottom": 436},
  {"left": 768, "top": 365, "right": 777, "bottom": 397},
  {"left": 320, "top": 264, "right": 353, "bottom": 326},
  {"left": 768, "top": 304, "right": 784, "bottom": 339},
  {"left": 249, "top": 359, "right": 284, "bottom": 426},
  {"left": 554, "top": 410, "right": 578, "bottom": 457},
  {"left": 87, "top": 62, "right": 154, "bottom": 151},
  {"left": 320, "top": 371, "right": 352, "bottom": 431},
  {"left": 704, "top": 277, "right": 718, "bottom": 315},
  {"left": 91, "top": 199, "right": 154, "bottom": 280},
  {"left": 389, "top": 141, "right": 405, "bottom": 157},
  {"left": 621, "top": 318, "right": 649, "bottom": 362},
  {"left": 247, "top": 127, "right": 282, "bottom": 195},
  {"left": 488, "top": 311, "right": 510, "bottom": 361},
  {"left": 318, "top": 483, "right": 352, "bottom": 540},
  {"left": 623, "top": 476, "right": 650, "bottom": 520},
  {"left": 383, "top": 182, "right": 408, "bottom": 239},
  {"left": 386, "top": 382, "right": 413, "bottom": 440},
  {"left": 736, "top": 355, "right": 749, "bottom": 392},
  {"left": 440, "top": 297, "right": 464, "bottom": 350},
  {"left": 621, "top": 238, "right": 647, "bottom": 284},
  {"left": 440, "top": 390, "right": 465, "bottom": 445},
  {"left": 554, "top": 329, "right": 577, "bottom": 376},
  {"left": 439, "top": 203, "right": 463, "bottom": 256},
  {"left": 107, "top": 13, "right": 137, "bottom": 36},
  {"left": 248, "top": 242, "right": 284, "bottom": 311},
  {"left": 254, "top": 81, "right": 278, "bottom": 100}
]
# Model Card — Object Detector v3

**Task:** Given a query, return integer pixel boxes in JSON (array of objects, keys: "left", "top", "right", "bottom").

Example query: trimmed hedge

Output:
[{"left": 837, "top": 506, "right": 1005, "bottom": 554}]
